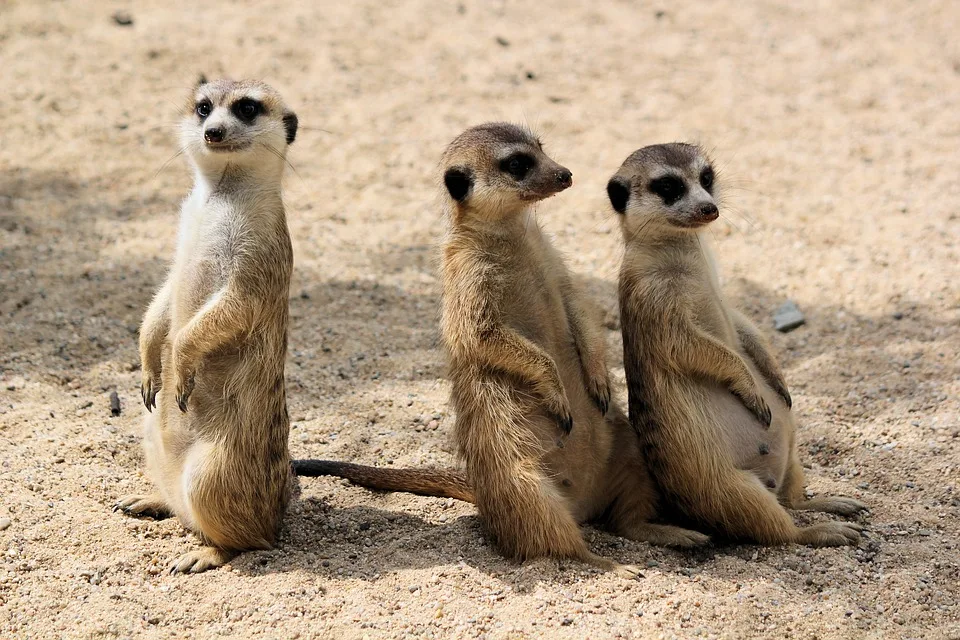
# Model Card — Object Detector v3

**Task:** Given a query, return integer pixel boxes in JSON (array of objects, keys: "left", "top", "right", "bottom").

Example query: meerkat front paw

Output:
[
  {"left": 174, "top": 372, "right": 195, "bottom": 413},
  {"left": 735, "top": 389, "right": 772, "bottom": 428},
  {"left": 771, "top": 379, "right": 792, "bottom": 409},
  {"left": 140, "top": 369, "right": 161, "bottom": 411},
  {"left": 544, "top": 391, "right": 574, "bottom": 434},
  {"left": 586, "top": 373, "right": 611, "bottom": 415},
  {"left": 170, "top": 344, "right": 196, "bottom": 412}
]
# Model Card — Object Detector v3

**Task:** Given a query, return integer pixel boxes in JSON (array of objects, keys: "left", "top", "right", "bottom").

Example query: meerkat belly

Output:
[
  {"left": 700, "top": 363, "right": 793, "bottom": 490},
  {"left": 539, "top": 337, "right": 613, "bottom": 521}
]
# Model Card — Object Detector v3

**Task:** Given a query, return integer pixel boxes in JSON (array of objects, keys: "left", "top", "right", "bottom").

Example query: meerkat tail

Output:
[{"left": 292, "top": 460, "right": 475, "bottom": 503}]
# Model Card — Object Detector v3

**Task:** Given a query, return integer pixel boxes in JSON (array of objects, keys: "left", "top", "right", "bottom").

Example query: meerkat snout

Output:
[{"left": 556, "top": 167, "right": 573, "bottom": 188}]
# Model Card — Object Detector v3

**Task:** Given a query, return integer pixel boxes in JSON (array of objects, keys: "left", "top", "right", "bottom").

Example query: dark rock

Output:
[
  {"left": 112, "top": 11, "right": 134, "bottom": 26},
  {"left": 774, "top": 300, "right": 806, "bottom": 332}
]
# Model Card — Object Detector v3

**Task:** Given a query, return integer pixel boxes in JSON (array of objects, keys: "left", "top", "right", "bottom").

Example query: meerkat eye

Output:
[
  {"left": 649, "top": 175, "right": 686, "bottom": 206},
  {"left": 500, "top": 153, "right": 535, "bottom": 180},
  {"left": 195, "top": 100, "right": 212, "bottom": 119},
  {"left": 700, "top": 166, "right": 714, "bottom": 193},
  {"left": 232, "top": 98, "right": 263, "bottom": 122}
]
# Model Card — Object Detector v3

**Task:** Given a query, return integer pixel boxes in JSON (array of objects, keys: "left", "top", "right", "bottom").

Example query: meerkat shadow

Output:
[{"left": 225, "top": 499, "right": 500, "bottom": 579}]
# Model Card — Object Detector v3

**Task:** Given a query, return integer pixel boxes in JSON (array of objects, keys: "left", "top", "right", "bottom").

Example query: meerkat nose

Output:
[
  {"left": 204, "top": 127, "right": 225, "bottom": 143},
  {"left": 696, "top": 202, "right": 718, "bottom": 218},
  {"left": 556, "top": 168, "right": 573, "bottom": 188}
]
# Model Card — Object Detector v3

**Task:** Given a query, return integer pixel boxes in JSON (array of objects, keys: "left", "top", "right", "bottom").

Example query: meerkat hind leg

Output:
[
  {"left": 114, "top": 494, "right": 172, "bottom": 520},
  {"left": 619, "top": 522, "right": 711, "bottom": 548}
]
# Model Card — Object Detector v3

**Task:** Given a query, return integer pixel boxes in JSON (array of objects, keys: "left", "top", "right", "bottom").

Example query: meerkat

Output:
[
  {"left": 296, "top": 123, "right": 708, "bottom": 576},
  {"left": 609, "top": 143, "right": 867, "bottom": 547},
  {"left": 114, "top": 78, "right": 299, "bottom": 573}
]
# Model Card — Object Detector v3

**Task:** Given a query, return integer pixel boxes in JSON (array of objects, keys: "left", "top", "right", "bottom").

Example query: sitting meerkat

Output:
[
  {"left": 296, "top": 123, "right": 708, "bottom": 577},
  {"left": 114, "top": 78, "right": 299, "bottom": 573},
  {"left": 608, "top": 142, "right": 867, "bottom": 547}
]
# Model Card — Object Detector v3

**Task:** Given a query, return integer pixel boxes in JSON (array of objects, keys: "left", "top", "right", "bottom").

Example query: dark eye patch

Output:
[
  {"left": 649, "top": 175, "right": 686, "bottom": 206},
  {"left": 606, "top": 178, "right": 630, "bottom": 214},
  {"left": 499, "top": 153, "right": 535, "bottom": 180},
  {"left": 195, "top": 100, "right": 212, "bottom": 119},
  {"left": 444, "top": 166, "right": 473, "bottom": 202},
  {"left": 232, "top": 98, "right": 263, "bottom": 122},
  {"left": 700, "top": 166, "right": 714, "bottom": 193}
]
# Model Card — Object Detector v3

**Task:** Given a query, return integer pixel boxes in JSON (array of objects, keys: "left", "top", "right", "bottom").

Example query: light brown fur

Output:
[
  {"left": 115, "top": 79, "right": 299, "bottom": 573},
  {"left": 610, "top": 143, "right": 867, "bottom": 547},
  {"left": 296, "top": 124, "right": 708, "bottom": 576}
]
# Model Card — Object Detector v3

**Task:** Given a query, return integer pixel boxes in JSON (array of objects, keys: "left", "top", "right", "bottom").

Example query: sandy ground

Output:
[{"left": 1, "top": 0, "right": 959, "bottom": 638}]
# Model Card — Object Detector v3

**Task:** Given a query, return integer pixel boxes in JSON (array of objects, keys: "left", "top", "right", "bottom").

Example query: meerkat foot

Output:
[
  {"left": 580, "top": 552, "right": 641, "bottom": 580},
  {"left": 614, "top": 563, "right": 644, "bottom": 580},
  {"left": 168, "top": 547, "right": 236, "bottom": 574},
  {"left": 795, "top": 521, "right": 862, "bottom": 547},
  {"left": 793, "top": 497, "right": 868, "bottom": 517},
  {"left": 114, "top": 494, "right": 172, "bottom": 520},
  {"left": 622, "top": 523, "right": 711, "bottom": 548}
]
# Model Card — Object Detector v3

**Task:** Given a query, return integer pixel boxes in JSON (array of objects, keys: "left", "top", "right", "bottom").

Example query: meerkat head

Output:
[
  {"left": 179, "top": 78, "right": 298, "bottom": 174},
  {"left": 440, "top": 123, "right": 573, "bottom": 222},
  {"left": 607, "top": 143, "right": 719, "bottom": 240}
]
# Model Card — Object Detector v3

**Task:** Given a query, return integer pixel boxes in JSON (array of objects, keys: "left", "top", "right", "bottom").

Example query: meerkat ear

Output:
[
  {"left": 607, "top": 177, "right": 630, "bottom": 214},
  {"left": 195, "top": 74, "right": 208, "bottom": 88},
  {"left": 444, "top": 166, "right": 473, "bottom": 202},
  {"left": 282, "top": 112, "right": 298, "bottom": 145}
]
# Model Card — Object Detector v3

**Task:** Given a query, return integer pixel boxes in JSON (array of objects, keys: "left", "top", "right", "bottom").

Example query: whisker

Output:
[
  {"left": 260, "top": 142, "right": 303, "bottom": 183},
  {"left": 298, "top": 126, "right": 336, "bottom": 135},
  {"left": 152, "top": 146, "right": 188, "bottom": 180}
]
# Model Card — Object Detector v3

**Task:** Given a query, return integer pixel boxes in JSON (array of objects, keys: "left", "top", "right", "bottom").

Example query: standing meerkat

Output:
[
  {"left": 609, "top": 143, "right": 867, "bottom": 547},
  {"left": 297, "top": 124, "right": 708, "bottom": 576},
  {"left": 114, "top": 78, "right": 299, "bottom": 573}
]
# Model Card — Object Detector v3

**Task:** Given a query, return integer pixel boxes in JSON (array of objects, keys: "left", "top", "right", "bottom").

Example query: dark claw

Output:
[
  {"left": 597, "top": 397, "right": 609, "bottom": 415},
  {"left": 141, "top": 381, "right": 159, "bottom": 411},
  {"left": 754, "top": 404, "right": 771, "bottom": 428},
  {"left": 778, "top": 385, "right": 793, "bottom": 409},
  {"left": 738, "top": 393, "right": 772, "bottom": 429},
  {"left": 592, "top": 391, "right": 610, "bottom": 416},
  {"left": 176, "top": 375, "right": 195, "bottom": 413},
  {"left": 549, "top": 410, "right": 573, "bottom": 435}
]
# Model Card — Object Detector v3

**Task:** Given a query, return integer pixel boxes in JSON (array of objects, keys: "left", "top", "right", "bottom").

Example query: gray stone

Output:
[{"left": 774, "top": 300, "right": 806, "bottom": 332}]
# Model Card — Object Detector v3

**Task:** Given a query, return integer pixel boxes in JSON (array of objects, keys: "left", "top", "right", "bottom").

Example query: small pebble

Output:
[
  {"left": 112, "top": 11, "right": 134, "bottom": 26},
  {"left": 774, "top": 300, "right": 806, "bottom": 332},
  {"left": 0, "top": 518, "right": 10, "bottom": 531}
]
